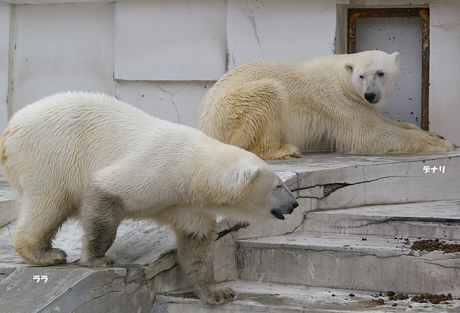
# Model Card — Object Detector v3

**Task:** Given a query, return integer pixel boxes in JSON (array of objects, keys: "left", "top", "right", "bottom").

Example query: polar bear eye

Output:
[
  {"left": 377, "top": 72, "right": 385, "bottom": 77},
  {"left": 359, "top": 75, "right": 364, "bottom": 80}
]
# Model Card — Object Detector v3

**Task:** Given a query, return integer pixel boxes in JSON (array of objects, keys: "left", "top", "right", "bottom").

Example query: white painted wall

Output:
[
  {"left": 116, "top": 81, "right": 215, "bottom": 126},
  {"left": 227, "top": 0, "right": 337, "bottom": 70},
  {"left": 0, "top": 3, "right": 10, "bottom": 134},
  {"left": 0, "top": 0, "right": 458, "bottom": 143},
  {"left": 10, "top": 3, "right": 116, "bottom": 113},
  {"left": 114, "top": 0, "right": 227, "bottom": 81}
]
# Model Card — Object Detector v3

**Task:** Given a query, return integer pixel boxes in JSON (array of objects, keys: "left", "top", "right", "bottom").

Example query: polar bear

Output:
[
  {"left": 198, "top": 50, "right": 456, "bottom": 159},
  {"left": 0, "top": 91, "right": 298, "bottom": 305}
]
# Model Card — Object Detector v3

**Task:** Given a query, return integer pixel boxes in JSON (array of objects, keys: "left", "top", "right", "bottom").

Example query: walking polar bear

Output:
[
  {"left": 0, "top": 92, "right": 298, "bottom": 305},
  {"left": 198, "top": 50, "right": 456, "bottom": 159}
]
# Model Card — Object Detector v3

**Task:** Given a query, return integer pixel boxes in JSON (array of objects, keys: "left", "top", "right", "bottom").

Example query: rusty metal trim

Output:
[{"left": 348, "top": 8, "right": 430, "bottom": 130}]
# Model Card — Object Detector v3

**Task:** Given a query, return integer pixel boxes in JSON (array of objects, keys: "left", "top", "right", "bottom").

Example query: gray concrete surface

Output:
[
  {"left": 155, "top": 280, "right": 460, "bottom": 312},
  {"left": 304, "top": 200, "right": 460, "bottom": 239},
  {"left": 0, "top": 151, "right": 459, "bottom": 312},
  {"left": 237, "top": 231, "right": 460, "bottom": 294}
]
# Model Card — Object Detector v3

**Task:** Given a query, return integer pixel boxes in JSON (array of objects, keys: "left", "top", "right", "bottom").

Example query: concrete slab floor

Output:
[
  {"left": 158, "top": 280, "right": 460, "bottom": 312},
  {"left": 0, "top": 219, "right": 176, "bottom": 269}
]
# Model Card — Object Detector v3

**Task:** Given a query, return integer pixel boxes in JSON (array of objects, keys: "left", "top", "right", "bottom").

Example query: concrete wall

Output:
[{"left": 0, "top": 0, "right": 458, "bottom": 144}]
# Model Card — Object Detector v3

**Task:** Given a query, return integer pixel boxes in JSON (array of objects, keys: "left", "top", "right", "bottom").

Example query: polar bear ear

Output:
[
  {"left": 345, "top": 63, "right": 354, "bottom": 73},
  {"left": 231, "top": 165, "right": 259, "bottom": 187},
  {"left": 391, "top": 52, "right": 400, "bottom": 66}
]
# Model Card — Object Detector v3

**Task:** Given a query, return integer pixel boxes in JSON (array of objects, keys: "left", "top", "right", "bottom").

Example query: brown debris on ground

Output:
[
  {"left": 410, "top": 238, "right": 460, "bottom": 253},
  {"left": 388, "top": 292, "right": 409, "bottom": 301},
  {"left": 411, "top": 293, "right": 455, "bottom": 304},
  {"left": 384, "top": 291, "right": 460, "bottom": 305},
  {"left": 358, "top": 291, "right": 460, "bottom": 308}
]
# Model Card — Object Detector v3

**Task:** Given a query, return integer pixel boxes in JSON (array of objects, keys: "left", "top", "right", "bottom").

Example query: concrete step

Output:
[
  {"left": 1, "top": 151, "right": 460, "bottom": 312},
  {"left": 268, "top": 150, "right": 460, "bottom": 212},
  {"left": 303, "top": 200, "right": 460, "bottom": 240},
  {"left": 155, "top": 280, "right": 460, "bottom": 312},
  {"left": 226, "top": 151, "right": 460, "bottom": 244},
  {"left": 0, "top": 220, "right": 187, "bottom": 312},
  {"left": 0, "top": 176, "right": 15, "bottom": 228},
  {"left": 0, "top": 266, "right": 154, "bottom": 313},
  {"left": 236, "top": 232, "right": 460, "bottom": 295}
]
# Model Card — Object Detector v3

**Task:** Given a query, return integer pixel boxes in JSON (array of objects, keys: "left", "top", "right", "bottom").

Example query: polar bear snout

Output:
[
  {"left": 271, "top": 200, "right": 298, "bottom": 220},
  {"left": 364, "top": 92, "right": 377, "bottom": 103},
  {"left": 268, "top": 183, "right": 299, "bottom": 220},
  {"left": 364, "top": 83, "right": 382, "bottom": 104}
]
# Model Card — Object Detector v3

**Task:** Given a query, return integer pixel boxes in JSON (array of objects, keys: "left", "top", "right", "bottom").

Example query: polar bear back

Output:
[{"left": 1, "top": 92, "right": 198, "bottom": 200}]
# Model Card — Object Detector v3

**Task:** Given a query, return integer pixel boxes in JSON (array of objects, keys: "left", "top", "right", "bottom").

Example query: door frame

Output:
[{"left": 348, "top": 8, "right": 430, "bottom": 130}]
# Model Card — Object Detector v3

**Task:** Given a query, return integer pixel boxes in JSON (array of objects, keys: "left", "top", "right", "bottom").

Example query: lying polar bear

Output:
[
  {"left": 198, "top": 50, "right": 456, "bottom": 159},
  {"left": 0, "top": 91, "right": 298, "bottom": 305}
]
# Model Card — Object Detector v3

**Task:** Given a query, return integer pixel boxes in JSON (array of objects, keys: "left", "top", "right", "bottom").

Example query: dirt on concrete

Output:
[
  {"left": 410, "top": 238, "right": 460, "bottom": 253},
  {"left": 369, "top": 291, "right": 460, "bottom": 306}
]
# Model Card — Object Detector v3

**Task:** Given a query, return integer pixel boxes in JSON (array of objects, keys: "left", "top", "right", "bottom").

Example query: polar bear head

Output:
[
  {"left": 192, "top": 140, "right": 298, "bottom": 221},
  {"left": 345, "top": 51, "right": 400, "bottom": 110}
]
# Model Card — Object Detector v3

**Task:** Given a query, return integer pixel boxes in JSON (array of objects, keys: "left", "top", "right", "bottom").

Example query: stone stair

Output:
[
  {"left": 163, "top": 150, "right": 460, "bottom": 312},
  {"left": 236, "top": 231, "right": 460, "bottom": 295},
  {"left": 1, "top": 151, "right": 460, "bottom": 312},
  {"left": 304, "top": 200, "right": 460, "bottom": 239}
]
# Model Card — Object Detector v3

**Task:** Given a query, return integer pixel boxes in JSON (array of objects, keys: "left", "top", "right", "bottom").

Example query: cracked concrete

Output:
[
  {"left": 0, "top": 267, "right": 146, "bottom": 313},
  {"left": 157, "top": 85, "right": 184, "bottom": 124},
  {"left": 244, "top": 0, "right": 264, "bottom": 58},
  {"left": 267, "top": 151, "right": 460, "bottom": 210},
  {"left": 156, "top": 280, "right": 460, "bottom": 312},
  {"left": 303, "top": 200, "right": 460, "bottom": 240},
  {"left": 0, "top": 259, "right": 185, "bottom": 313},
  {"left": 1, "top": 151, "right": 459, "bottom": 311},
  {"left": 0, "top": 217, "right": 180, "bottom": 312},
  {"left": 236, "top": 232, "right": 460, "bottom": 294},
  {"left": 115, "top": 80, "right": 212, "bottom": 128}
]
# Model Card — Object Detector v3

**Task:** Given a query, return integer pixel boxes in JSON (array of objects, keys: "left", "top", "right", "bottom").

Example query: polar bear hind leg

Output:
[
  {"left": 214, "top": 79, "right": 302, "bottom": 160},
  {"left": 13, "top": 192, "right": 71, "bottom": 265}
]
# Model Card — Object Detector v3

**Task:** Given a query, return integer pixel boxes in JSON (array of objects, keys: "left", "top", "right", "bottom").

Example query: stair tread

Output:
[
  {"left": 303, "top": 200, "right": 460, "bottom": 240},
  {"left": 158, "top": 280, "right": 460, "bottom": 312},
  {"left": 312, "top": 200, "right": 460, "bottom": 220},
  {"left": 238, "top": 232, "right": 459, "bottom": 258}
]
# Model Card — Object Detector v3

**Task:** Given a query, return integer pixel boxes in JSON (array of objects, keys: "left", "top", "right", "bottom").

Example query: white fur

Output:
[
  {"left": 198, "top": 50, "right": 456, "bottom": 159},
  {"left": 0, "top": 91, "right": 298, "bottom": 305}
]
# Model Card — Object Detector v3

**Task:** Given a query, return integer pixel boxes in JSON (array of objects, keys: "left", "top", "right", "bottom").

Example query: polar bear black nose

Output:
[
  {"left": 271, "top": 200, "right": 299, "bottom": 220},
  {"left": 364, "top": 92, "right": 376, "bottom": 102}
]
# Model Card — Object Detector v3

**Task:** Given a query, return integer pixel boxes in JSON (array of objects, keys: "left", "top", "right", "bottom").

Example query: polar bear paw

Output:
[
  {"left": 36, "top": 248, "right": 67, "bottom": 266},
  {"left": 254, "top": 143, "right": 303, "bottom": 160},
  {"left": 197, "top": 284, "right": 237, "bottom": 305},
  {"left": 279, "top": 144, "right": 304, "bottom": 159},
  {"left": 80, "top": 256, "right": 114, "bottom": 267},
  {"left": 424, "top": 135, "right": 457, "bottom": 152}
]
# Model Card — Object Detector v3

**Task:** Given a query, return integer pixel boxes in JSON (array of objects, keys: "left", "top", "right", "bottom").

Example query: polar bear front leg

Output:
[
  {"left": 80, "top": 184, "right": 125, "bottom": 267},
  {"left": 175, "top": 225, "right": 236, "bottom": 305}
]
